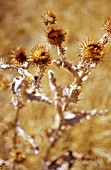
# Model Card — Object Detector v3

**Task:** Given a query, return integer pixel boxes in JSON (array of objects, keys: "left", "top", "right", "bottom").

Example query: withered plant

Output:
[{"left": 0, "top": 11, "right": 111, "bottom": 170}]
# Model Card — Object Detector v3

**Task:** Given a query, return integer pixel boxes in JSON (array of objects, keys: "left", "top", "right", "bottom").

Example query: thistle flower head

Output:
[
  {"left": 79, "top": 39, "right": 105, "bottom": 63},
  {"left": 42, "top": 10, "right": 57, "bottom": 27},
  {"left": 104, "top": 17, "right": 111, "bottom": 33},
  {"left": 29, "top": 45, "right": 51, "bottom": 67},
  {"left": 11, "top": 47, "right": 28, "bottom": 64},
  {"left": 46, "top": 26, "right": 68, "bottom": 46}
]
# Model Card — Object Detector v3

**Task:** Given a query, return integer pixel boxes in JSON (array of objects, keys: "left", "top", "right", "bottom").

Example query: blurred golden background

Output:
[{"left": 0, "top": 0, "right": 111, "bottom": 169}]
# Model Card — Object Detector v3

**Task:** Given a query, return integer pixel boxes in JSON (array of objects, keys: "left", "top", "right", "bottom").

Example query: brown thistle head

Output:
[
  {"left": 29, "top": 45, "right": 51, "bottom": 67},
  {"left": 46, "top": 26, "right": 68, "bottom": 46},
  {"left": 42, "top": 10, "right": 57, "bottom": 27},
  {"left": 104, "top": 17, "right": 111, "bottom": 33},
  {"left": 11, "top": 47, "right": 28, "bottom": 64},
  {"left": 79, "top": 39, "right": 105, "bottom": 63}
]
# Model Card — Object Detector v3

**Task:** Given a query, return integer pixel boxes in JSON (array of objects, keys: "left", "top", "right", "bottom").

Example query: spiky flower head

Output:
[
  {"left": 104, "top": 17, "right": 111, "bottom": 33},
  {"left": 30, "top": 45, "right": 51, "bottom": 67},
  {"left": 46, "top": 26, "right": 68, "bottom": 46},
  {"left": 42, "top": 10, "right": 57, "bottom": 27},
  {"left": 79, "top": 39, "right": 105, "bottom": 63},
  {"left": 11, "top": 47, "right": 28, "bottom": 64}
]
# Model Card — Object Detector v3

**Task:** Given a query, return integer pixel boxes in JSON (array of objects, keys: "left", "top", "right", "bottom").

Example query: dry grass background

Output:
[{"left": 1, "top": 0, "right": 111, "bottom": 169}]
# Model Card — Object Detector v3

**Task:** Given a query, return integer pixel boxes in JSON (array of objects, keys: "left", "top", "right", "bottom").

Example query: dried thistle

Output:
[
  {"left": 11, "top": 47, "right": 28, "bottom": 65},
  {"left": 29, "top": 45, "right": 51, "bottom": 67},
  {"left": 46, "top": 26, "right": 68, "bottom": 46},
  {"left": 1, "top": 11, "right": 111, "bottom": 170},
  {"left": 42, "top": 10, "right": 57, "bottom": 27},
  {"left": 79, "top": 39, "right": 105, "bottom": 63},
  {"left": 104, "top": 17, "right": 111, "bottom": 33}
]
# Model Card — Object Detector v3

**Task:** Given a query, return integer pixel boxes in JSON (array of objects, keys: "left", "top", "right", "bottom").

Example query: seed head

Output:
[
  {"left": 46, "top": 26, "right": 68, "bottom": 46},
  {"left": 11, "top": 47, "right": 28, "bottom": 64},
  {"left": 30, "top": 45, "right": 51, "bottom": 67},
  {"left": 42, "top": 10, "right": 57, "bottom": 27},
  {"left": 104, "top": 17, "right": 111, "bottom": 33},
  {"left": 79, "top": 39, "right": 105, "bottom": 63}
]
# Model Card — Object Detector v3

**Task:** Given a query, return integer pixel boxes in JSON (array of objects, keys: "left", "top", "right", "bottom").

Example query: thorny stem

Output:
[
  {"left": 43, "top": 113, "right": 63, "bottom": 163},
  {"left": 42, "top": 73, "right": 66, "bottom": 167},
  {"left": 13, "top": 108, "right": 20, "bottom": 149},
  {"left": 42, "top": 43, "right": 97, "bottom": 169},
  {"left": 99, "top": 32, "right": 111, "bottom": 45},
  {"left": 13, "top": 107, "right": 20, "bottom": 170},
  {"left": 35, "top": 66, "right": 47, "bottom": 90},
  {"left": 55, "top": 45, "right": 94, "bottom": 84}
]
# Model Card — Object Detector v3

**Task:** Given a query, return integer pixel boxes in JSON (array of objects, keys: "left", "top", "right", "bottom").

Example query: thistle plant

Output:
[{"left": 0, "top": 11, "right": 111, "bottom": 170}]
